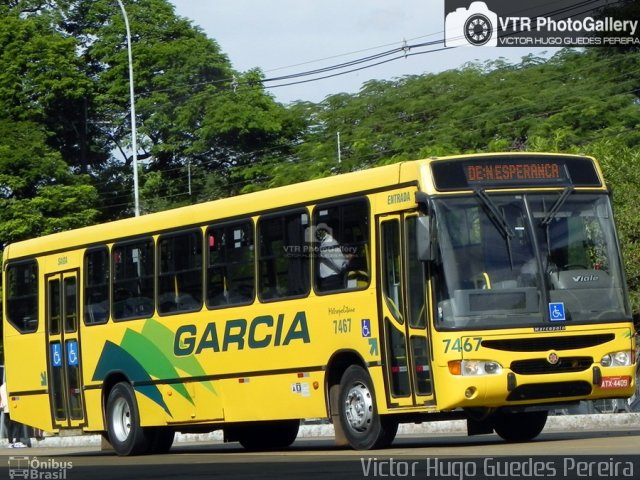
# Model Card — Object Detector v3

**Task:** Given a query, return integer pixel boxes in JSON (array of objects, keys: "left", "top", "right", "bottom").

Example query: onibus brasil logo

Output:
[{"left": 8, "top": 456, "right": 73, "bottom": 480}]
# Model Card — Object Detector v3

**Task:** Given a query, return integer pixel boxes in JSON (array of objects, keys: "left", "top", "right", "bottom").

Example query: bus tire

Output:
[
  {"left": 148, "top": 427, "right": 175, "bottom": 454},
  {"left": 493, "top": 410, "right": 548, "bottom": 442},
  {"left": 338, "top": 365, "right": 397, "bottom": 450},
  {"left": 106, "top": 382, "right": 150, "bottom": 456}
]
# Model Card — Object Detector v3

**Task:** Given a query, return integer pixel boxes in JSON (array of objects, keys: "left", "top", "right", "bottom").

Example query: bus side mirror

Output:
[{"left": 416, "top": 216, "right": 433, "bottom": 262}]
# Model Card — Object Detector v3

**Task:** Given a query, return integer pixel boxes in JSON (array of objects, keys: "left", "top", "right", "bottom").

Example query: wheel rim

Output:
[
  {"left": 112, "top": 396, "right": 132, "bottom": 442},
  {"left": 344, "top": 381, "right": 374, "bottom": 432}
]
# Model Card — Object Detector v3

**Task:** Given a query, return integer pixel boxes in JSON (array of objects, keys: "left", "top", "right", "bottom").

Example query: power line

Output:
[
  {"left": 93, "top": 49, "right": 640, "bottom": 210},
  {"left": 92, "top": 0, "right": 640, "bottom": 210},
  {"left": 99, "top": 94, "right": 640, "bottom": 210},
  {"left": 258, "top": 0, "right": 624, "bottom": 92},
  {"left": 143, "top": 0, "right": 622, "bottom": 98}
]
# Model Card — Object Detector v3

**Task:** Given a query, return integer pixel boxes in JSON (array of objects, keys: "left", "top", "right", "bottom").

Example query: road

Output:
[{"left": 1, "top": 429, "right": 639, "bottom": 479}]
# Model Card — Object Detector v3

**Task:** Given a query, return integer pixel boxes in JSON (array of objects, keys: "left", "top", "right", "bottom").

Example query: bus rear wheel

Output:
[
  {"left": 106, "top": 382, "right": 150, "bottom": 456},
  {"left": 493, "top": 410, "right": 548, "bottom": 442},
  {"left": 338, "top": 365, "right": 397, "bottom": 450}
]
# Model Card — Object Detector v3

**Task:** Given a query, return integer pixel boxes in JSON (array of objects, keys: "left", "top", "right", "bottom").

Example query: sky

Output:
[{"left": 168, "top": 1, "right": 552, "bottom": 104}]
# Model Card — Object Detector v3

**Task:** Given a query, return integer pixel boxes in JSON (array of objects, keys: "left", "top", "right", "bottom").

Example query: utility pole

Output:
[{"left": 116, "top": 0, "right": 140, "bottom": 217}]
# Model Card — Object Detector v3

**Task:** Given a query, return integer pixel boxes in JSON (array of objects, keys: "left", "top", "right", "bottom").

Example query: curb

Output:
[{"left": 4, "top": 413, "right": 640, "bottom": 449}]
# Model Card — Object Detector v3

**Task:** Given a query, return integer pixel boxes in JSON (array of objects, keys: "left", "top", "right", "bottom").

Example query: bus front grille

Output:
[
  {"left": 510, "top": 356, "right": 593, "bottom": 375},
  {"left": 482, "top": 334, "right": 614, "bottom": 352},
  {"left": 506, "top": 381, "right": 592, "bottom": 401}
]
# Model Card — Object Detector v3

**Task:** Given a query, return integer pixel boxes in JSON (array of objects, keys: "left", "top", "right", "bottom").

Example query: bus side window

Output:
[
  {"left": 84, "top": 247, "right": 109, "bottom": 325},
  {"left": 6, "top": 260, "right": 39, "bottom": 333},
  {"left": 112, "top": 238, "right": 155, "bottom": 321},
  {"left": 258, "top": 210, "right": 310, "bottom": 301},
  {"left": 313, "top": 198, "right": 370, "bottom": 293},
  {"left": 206, "top": 221, "right": 255, "bottom": 308},
  {"left": 158, "top": 230, "right": 203, "bottom": 314},
  {"left": 406, "top": 217, "right": 427, "bottom": 329}
]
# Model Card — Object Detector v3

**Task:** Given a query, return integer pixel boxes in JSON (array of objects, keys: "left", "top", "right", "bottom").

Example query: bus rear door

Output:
[{"left": 46, "top": 271, "right": 85, "bottom": 428}]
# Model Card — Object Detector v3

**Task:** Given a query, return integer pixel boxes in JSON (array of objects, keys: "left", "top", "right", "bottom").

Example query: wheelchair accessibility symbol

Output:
[
  {"left": 361, "top": 319, "right": 371, "bottom": 338},
  {"left": 549, "top": 302, "right": 566, "bottom": 321},
  {"left": 67, "top": 340, "right": 79, "bottom": 366},
  {"left": 51, "top": 343, "right": 62, "bottom": 367}
]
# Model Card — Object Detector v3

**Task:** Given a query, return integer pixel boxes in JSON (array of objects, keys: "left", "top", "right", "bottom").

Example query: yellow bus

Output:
[{"left": 2, "top": 153, "right": 636, "bottom": 455}]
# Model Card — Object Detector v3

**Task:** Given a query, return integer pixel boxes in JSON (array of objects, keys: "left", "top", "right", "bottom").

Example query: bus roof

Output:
[
  {"left": 3, "top": 159, "right": 422, "bottom": 261},
  {"left": 3, "top": 153, "right": 604, "bottom": 261}
]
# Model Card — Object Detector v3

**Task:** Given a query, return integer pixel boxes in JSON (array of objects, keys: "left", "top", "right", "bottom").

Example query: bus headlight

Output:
[
  {"left": 448, "top": 360, "right": 503, "bottom": 376},
  {"left": 601, "top": 351, "right": 632, "bottom": 367}
]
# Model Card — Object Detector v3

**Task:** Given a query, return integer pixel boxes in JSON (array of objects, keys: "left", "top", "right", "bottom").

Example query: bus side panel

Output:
[
  {"left": 167, "top": 292, "right": 381, "bottom": 424},
  {"left": 82, "top": 389, "right": 104, "bottom": 431},
  {"left": 80, "top": 256, "right": 383, "bottom": 429},
  {"left": 82, "top": 316, "right": 227, "bottom": 430},
  {"left": 4, "top": 327, "right": 52, "bottom": 432},
  {"left": 157, "top": 379, "right": 225, "bottom": 426},
  {"left": 136, "top": 392, "right": 176, "bottom": 427},
  {"left": 367, "top": 365, "right": 393, "bottom": 415},
  {"left": 219, "top": 371, "right": 327, "bottom": 422}
]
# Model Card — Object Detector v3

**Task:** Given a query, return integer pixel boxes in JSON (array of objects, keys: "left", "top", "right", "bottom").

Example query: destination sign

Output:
[
  {"left": 431, "top": 155, "right": 602, "bottom": 191},
  {"left": 464, "top": 161, "right": 566, "bottom": 184}
]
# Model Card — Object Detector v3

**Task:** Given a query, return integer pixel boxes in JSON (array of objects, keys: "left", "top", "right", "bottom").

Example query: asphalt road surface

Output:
[{"left": 1, "top": 429, "right": 639, "bottom": 480}]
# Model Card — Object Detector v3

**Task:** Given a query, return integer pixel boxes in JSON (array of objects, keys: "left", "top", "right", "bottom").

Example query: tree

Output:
[
  {"left": 0, "top": 7, "right": 99, "bottom": 174},
  {"left": 60, "top": 0, "right": 301, "bottom": 215},
  {"left": 0, "top": 120, "right": 99, "bottom": 244},
  {"left": 1, "top": 0, "right": 303, "bottom": 218},
  {"left": 581, "top": 139, "right": 640, "bottom": 314},
  {"left": 0, "top": 6, "right": 100, "bottom": 243},
  {"left": 2, "top": 3, "right": 639, "bottom": 314},
  {"left": 286, "top": 49, "right": 640, "bottom": 167}
]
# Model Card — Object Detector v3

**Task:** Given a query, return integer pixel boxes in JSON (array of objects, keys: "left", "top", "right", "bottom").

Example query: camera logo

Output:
[{"left": 445, "top": 1, "right": 498, "bottom": 47}]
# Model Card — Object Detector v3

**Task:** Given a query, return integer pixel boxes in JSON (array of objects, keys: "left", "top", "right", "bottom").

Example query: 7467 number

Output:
[{"left": 443, "top": 337, "right": 482, "bottom": 353}]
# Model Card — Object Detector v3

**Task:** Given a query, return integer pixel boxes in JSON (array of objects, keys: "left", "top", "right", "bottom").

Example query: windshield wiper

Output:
[
  {"left": 474, "top": 188, "right": 514, "bottom": 239},
  {"left": 540, "top": 186, "right": 574, "bottom": 226}
]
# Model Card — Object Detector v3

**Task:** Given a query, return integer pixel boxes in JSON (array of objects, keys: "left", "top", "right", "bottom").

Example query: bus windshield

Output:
[{"left": 433, "top": 192, "right": 631, "bottom": 329}]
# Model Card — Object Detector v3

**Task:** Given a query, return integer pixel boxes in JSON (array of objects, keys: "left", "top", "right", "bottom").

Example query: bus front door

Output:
[
  {"left": 46, "top": 271, "right": 85, "bottom": 428},
  {"left": 378, "top": 214, "right": 434, "bottom": 408}
]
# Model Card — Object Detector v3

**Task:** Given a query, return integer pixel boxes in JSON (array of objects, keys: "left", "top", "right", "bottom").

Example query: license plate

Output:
[{"left": 600, "top": 376, "right": 631, "bottom": 389}]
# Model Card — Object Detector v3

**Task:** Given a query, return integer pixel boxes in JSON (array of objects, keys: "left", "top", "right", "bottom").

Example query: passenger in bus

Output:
[{"left": 316, "top": 223, "right": 353, "bottom": 291}]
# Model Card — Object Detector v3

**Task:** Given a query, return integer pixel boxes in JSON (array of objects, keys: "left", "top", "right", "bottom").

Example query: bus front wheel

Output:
[
  {"left": 106, "top": 382, "right": 150, "bottom": 456},
  {"left": 337, "top": 365, "right": 397, "bottom": 450},
  {"left": 493, "top": 410, "right": 548, "bottom": 442}
]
